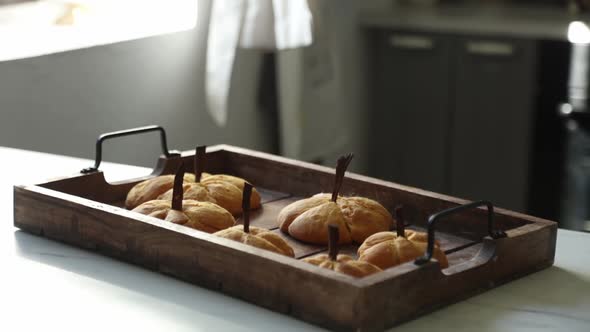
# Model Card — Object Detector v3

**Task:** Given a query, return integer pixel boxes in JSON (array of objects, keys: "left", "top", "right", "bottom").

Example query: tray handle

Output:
[
  {"left": 81, "top": 125, "right": 179, "bottom": 174},
  {"left": 414, "top": 200, "right": 507, "bottom": 266}
]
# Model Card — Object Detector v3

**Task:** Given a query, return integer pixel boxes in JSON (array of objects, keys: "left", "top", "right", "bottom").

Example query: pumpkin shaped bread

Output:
[
  {"left": 157, "top": 146, "right": 261, "bottom": 215},
  {"left": 278, "top": 155, "right": 393, "bottom": 245},
  {"left": 159, "top": 174, "right": 261, "bottom": 216},
  {"left": 125, "top": 173, "right": 196, "bottom": 209},
  {"left": 215, "top": 183, "right": 294, "bottom": 257},
  {"left": 279, "top": 193, "right": 393, "bottom": 245},
  {"left": 303, "top": 224, "right": 381, "bottom": 277},
  {"left": 126, "top": 146, "right": 261, "bottom": 212},
  {"left": 132, "top": 165, "right": 235, "bottom": 233},
  {"left": 133, "top": 199, "right": 236, "bottom": 233},
  {"left": 215, "top": 225, "right": 294, "bottom": 257},
  {"left": 357, "top": 229, "right": 449, "bottom": 269},
  {"left": 303, "top": 254, "right": 381, "bottom": 278}
]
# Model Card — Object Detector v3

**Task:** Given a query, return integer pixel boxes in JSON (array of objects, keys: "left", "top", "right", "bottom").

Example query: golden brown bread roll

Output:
[
  {"left": 132, "top": 199, "right": 235, "bottom": 233},
  {"left": 357, "top": 230, "right": 448, "bottom": 270},
  {"left": 302, "top": 254, "right": 381, "bottom": 278},
  {"left": 278, "top": 193, "right": 393, "bottom": 245},
  {"left": 158, "top": 173, "right": 262, "bottom": 216},
  {"left": 203, "top": 174, "right": 262, "bottom": 212},
  {"left": 215, "top": 225, "right": 294, "bottom": 257},
  {"left": 202, "top": 174, "right": 262, "bottom": 204},
  {"left": 125, "top": 173, "right": 196, "bottom": 209}
]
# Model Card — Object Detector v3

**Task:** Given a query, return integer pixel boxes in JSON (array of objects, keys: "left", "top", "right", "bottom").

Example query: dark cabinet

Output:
[
  {"left": 369, "top": 30, "right": 537, "bottom": 212},
  {"left": 450, "top": 38, "right": 536, "bottom": 211},
  {"left": 369, "top": 32, "right": 452, "bottom": 193}
]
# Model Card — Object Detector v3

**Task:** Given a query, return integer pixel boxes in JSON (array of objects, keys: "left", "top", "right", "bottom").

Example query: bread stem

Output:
[
  {"left": 242, "top": 182, "right": 253, "bottom": 233},
  {"left": 394, "top": 205, "right": 405, "bottom": 238},
  {"left": 328, "top": 224, "right": 339, "bottom": 260},
  {"left": 194, "top": 145, "right": 207, "bottom": 183},
  {"left": 171, "top": 163, "right": 185, "bottom": 211},
  {"left": 331, "top": 154, "right": 354, "bottom": 202}
]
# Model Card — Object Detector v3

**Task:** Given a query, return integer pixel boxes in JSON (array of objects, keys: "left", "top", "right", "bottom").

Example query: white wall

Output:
[
  {"left": 0, "top": 0, "right": 273, "bottom": 169},
  {"left": 277, "top": 0, "right": 391, "bottom": 174}
]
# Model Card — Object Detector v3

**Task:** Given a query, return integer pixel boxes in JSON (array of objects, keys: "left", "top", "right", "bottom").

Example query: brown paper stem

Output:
[
  {"left": 331, "top": 153, "right": 354, "bottom": 202},
  {"left": 242, "top": 182, "right": 253, "bottom": 233},
  {"left": 171, "top": 163, "right": 185, "bottom": 211},
  {"left": 394, "top": 205, "right": 405, "bottom": 237},
  {"left": 194, "top": 145, "right": 207, "bottom": 183},
  {"left": 328, "top": 224, "right": 339, "bottom": 260}
]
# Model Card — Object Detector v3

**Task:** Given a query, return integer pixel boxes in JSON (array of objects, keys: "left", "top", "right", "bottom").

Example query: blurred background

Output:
[{"left": 0, "top": 0, "right": 589, "bottom": 231}]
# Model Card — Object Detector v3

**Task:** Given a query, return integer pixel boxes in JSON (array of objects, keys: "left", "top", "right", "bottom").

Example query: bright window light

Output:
[{"left": 0, "top": 0, "right": 198, "bottom": 61}]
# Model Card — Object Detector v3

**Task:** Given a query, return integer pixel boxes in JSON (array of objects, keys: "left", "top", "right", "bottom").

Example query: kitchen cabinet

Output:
[
  {"left": 368, "top": 30, "right": 537, "bottom": 212},
  {"left": 450, "top": 37, "right": 536, "bottom": 212},
  {"left": 369, "top": 32, "right": 452, "bottom": 193}
]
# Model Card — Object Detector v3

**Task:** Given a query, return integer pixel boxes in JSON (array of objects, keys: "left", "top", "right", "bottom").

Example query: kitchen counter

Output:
[
  {"left": 360, "top": 4, "right": 590, "bottom": 41},
  {"left": 2, "top": 146, "right": 590, "bottom": 331}
]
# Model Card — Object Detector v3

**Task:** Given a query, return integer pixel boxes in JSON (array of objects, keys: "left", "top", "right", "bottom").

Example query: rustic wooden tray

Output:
[{"left": 13, "top": 143, "right": 557, "bottom": 331}]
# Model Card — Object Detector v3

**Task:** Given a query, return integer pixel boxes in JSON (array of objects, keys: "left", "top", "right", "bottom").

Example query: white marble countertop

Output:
[
  {"left": 360, "top": 4, "right": 590, "bottom": 41},
  {"left": 2, "top": 146, "right": 590, "bottom": 331}
]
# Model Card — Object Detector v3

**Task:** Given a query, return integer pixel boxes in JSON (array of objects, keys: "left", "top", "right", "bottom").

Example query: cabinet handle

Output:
[
  {"left": 389, "top": 35, "right": 434, "bottom": 50},
  {"left": 466, "top": 41, "right": 515, "bottom": 57}
]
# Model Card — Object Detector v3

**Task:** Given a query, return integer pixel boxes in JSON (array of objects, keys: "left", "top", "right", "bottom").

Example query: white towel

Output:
[{"left": 205, "top": 0, "right": 312, "bottom": 127}]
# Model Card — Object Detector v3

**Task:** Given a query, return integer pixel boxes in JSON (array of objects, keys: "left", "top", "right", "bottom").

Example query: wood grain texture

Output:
[{"left": 13, "top": 145, "right": 557, "bottom": 331}]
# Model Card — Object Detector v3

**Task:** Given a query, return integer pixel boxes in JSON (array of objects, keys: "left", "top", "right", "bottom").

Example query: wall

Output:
[
  {"left": 277, "top": 0, "right": 391, "bottom": 174},
  {"left": 0, "top": 0, "right": 273, "bottom": 169}
]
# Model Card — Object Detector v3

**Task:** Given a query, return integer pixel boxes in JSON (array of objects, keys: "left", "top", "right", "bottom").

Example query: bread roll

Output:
[
  {"left": 278, "top": 193, "right": 393, "bottom": 245},
  {"left": 132, "top": 199, "right": 235, "bottom": 233},
  {"left": 303, "top": 254, "right": 381, "bottom": 278},
  {"left": 358, "top": 230, "right": 448, "bottom": 269},
  {"left": 215, "top": 225, "right": 294, "bottom": 257},
  {"left": 125, "top": 173, "right": 196, "bottom": 209},
  {"left": 157, "top": 173, "right": 261, "bottom": 216}
]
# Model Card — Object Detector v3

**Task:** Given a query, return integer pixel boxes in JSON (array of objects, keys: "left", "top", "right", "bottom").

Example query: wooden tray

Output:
[{"left": 13, "top": 144, "right": 557, "bottom": 331}]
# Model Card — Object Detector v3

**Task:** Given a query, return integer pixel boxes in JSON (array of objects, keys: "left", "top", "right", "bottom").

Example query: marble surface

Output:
[
  {"left": 360, "top": 4, "right": 590, "bottom": 41},
  {"left": 2, "top": 146, "right": 590, "bottom": 331}
]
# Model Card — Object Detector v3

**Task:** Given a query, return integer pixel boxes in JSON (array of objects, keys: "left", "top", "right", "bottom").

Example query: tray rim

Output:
[{"left": 14, "top": 144, "right": 557, "bottom": 288}]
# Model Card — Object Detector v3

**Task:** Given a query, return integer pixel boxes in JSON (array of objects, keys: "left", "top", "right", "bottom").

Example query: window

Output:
[{"left": 0, "top": 0, "right": 198, "bottom": 61}]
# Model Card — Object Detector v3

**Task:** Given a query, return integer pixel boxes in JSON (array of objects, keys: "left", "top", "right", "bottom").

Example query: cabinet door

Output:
[
  {"left": 450, "top": 38, "right": 537, "bottom": 211},
  {"left": 368, "top": 31, "right": 451, "bottom": 193}
]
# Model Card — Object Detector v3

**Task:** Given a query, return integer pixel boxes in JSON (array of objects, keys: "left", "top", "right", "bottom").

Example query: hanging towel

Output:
[{"left": 205, "top": 0, "right": 312, "bottom": 127}]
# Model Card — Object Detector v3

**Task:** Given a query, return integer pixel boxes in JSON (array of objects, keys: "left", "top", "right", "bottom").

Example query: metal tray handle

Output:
[
  {"left": 414, "top": 200, "right": 507, "bottom": 266},
  {"left": 81, "top": 125, "right": 178, "bottom": 173}
]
